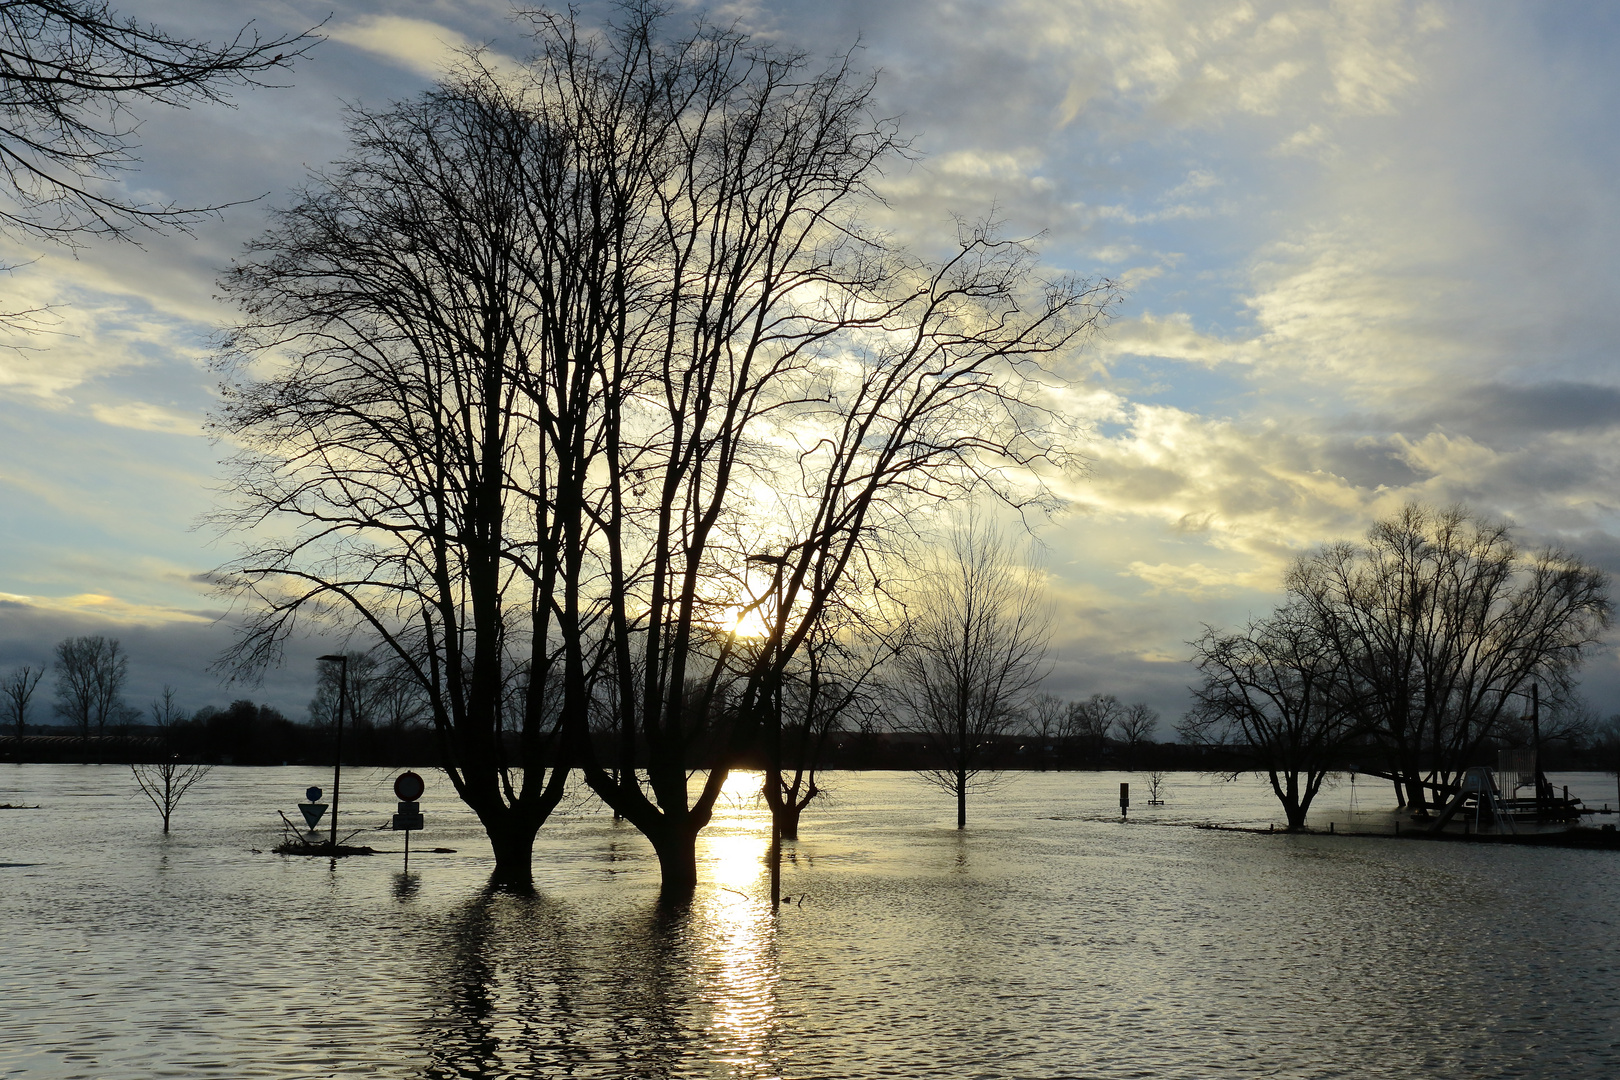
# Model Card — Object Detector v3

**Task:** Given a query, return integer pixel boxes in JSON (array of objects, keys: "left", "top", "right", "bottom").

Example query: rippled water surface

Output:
[{"left": 3, "top": 765, "right": 1619, "bottom": 1079}]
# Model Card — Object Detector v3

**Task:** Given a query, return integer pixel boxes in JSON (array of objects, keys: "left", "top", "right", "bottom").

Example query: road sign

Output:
[
  {"left": 392, "top": 808, "right": 424, "bottom": 831},
  {"left": 306, "top": 786, "right": 322, "bottom": 802},
  {"left": 298, "top": 801, "right": 327, "bottom": 829},
  {"left": 393, "top": 771, "right": 425, "bottom": 802}
]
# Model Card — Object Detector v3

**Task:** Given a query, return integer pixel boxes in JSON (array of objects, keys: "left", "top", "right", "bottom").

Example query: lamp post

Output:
[
  {"left": 747, "top": 553, "right": 788, "bottom": 909},
  {"left": 317, "top": 653, "right": 348, "bottom": 849}
]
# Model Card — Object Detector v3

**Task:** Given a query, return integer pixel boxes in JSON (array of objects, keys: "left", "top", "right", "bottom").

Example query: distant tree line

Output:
[{"left": 0, "top": 636, "right": 437, "bottom": 765}]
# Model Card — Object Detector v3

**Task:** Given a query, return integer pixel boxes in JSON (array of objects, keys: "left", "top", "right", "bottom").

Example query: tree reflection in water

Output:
[{"left": 419, "top": 825, "right": 784, "bottom": 1077}]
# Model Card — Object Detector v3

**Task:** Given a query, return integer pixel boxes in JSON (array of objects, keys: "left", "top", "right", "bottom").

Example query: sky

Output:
[{"left": 4, "top": 0, "right": 1620, "bottom": 731}]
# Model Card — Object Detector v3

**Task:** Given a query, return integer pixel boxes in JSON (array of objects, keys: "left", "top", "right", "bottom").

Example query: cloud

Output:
[
  {"left": 327, "top": 16, "right": 481, "bottom": 79},
  {"left": 0, "top": 591, "right": 213, "bottom": 625},
  {"left": 1124, "top": 559, "right": 1272, "bottom": 597},
  {"left": 89, "top": 401, "right": 200, "bottom": 435}
]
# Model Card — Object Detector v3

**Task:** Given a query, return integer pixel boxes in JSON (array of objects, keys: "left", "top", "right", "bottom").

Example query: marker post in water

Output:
[
  {"left": 1120, "top": 782, "right": 1130, "bottom": 820},
  {"left": 391, "top": 771, "right": 426, "bottom": 872},
  {"left": 298, "top": 786, "right": 327, "bottom": 839}
]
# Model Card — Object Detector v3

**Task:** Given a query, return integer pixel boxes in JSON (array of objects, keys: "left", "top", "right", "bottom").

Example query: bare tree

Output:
[
  {"left": 1026, "top": 692, "right": 1065, "bottom": 772},
  {"left": 1064, "top": 693, "right": 1122, "bottom": 767},
  {"left": 766, "top": 592, "right": 894, "bottom": 840},
  {"left": 2, "top": 663, "right": 42, "bottom": 735},
  {"left": 0, "top": 0, "right": 317, "bottom": 246},
  {"left": 130, "top": 685, "right": 210, "bottom": 833},
  {"left": 890, "top": 516, "right": 1051, "bottom": 829},
  {"left": 1289, "top": 503, "right": 1610, "bottom": 813},
  {"left": 1116, "top": 702, "right": 1159, "bottom": 766},
  {"left": 1181, "top": 607, "right": 1356, "bottom": 830},
  {"left": 53, "top": 634, "right": 126, "bottom": 739},
  {"left": 213, "top": 71, "right": 574, "bottom": 886},
  {"left": 214, "top": 5, "right": 1113, "bottom": 897}
]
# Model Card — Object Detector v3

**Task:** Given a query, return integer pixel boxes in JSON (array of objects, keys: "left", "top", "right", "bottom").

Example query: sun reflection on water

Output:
[{"left": 693, "top": 771, "right": 781, "bottom": 1074}]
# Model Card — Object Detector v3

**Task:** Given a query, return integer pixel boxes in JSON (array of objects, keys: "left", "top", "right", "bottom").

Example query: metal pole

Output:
[
  {"left": 1531, "top": 682, "right": 1545, "bottom": 819},
  {"left": 748, "top": 553, "right": 788, "bottom": 910},
  {"left": 319, "top": 654, "right": 348, "bottom": 850}
]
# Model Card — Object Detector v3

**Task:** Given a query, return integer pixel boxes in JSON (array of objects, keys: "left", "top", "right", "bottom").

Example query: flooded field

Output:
[{"left": 2, "top": 765, "right": 1618, "bottom": 1078}]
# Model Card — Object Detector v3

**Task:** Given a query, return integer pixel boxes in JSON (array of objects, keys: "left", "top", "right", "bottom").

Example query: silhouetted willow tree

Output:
[
  {"left": 889, "top": 517, "right": 1052, "bottom": 829},
  {"left": 1186, "top": 503, "right": 1611, "bottom": 823},
  {"left": 214, "top": 65, "right": 573, "bottom": 884},
  {"left": 1181, "top": 606, "right": 1356, "bottom": 829},
  {"left": 1288, "top": 504, "right": 1610, "bottom": 812},
  {"left": 215, "top": 4, "right": 1114, "bottom": 895}
]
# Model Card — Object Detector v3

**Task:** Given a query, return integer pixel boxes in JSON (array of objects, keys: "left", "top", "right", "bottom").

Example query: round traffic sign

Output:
[
  {"left": 305, "top": 786, "right": 322, "bottom": 802},
  {"left": 394, "top": 771, "right": 425, "bottom": 802}
]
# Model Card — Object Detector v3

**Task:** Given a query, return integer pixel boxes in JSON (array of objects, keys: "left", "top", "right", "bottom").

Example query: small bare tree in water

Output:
[
  {"left": 890, "top": 516, "right": 1050, "bottom": 829},
  {"left": 131, "top": 686, "right": 211, "bottom": 833}
]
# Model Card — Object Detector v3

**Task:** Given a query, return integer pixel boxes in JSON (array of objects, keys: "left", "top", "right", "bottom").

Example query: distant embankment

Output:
[{"left": 0, "top": 735, "right": 166, "bottom": 765}]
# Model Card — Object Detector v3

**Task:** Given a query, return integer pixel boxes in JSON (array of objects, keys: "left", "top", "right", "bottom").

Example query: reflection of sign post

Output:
[
  {"left": 298, "top": 786, "right": 327, "bottom": 833},
  {"left": 391, "top": 771, "right": 426, "bottom": 871},
  {"left": 1119, "top": 782, "right": 1130, "bottom": 820}
]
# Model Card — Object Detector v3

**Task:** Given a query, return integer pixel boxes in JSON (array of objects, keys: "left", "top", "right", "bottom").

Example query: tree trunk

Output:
[
  {"left": 779, "top": 800, "right": 804, "bottom": 841},
  {"left": 956, "top": 768, "right": 967, "bottom": 829},
  {"left": 651, "top": 830, "right": 699, "bottom": 902},
  {"left": 1404, "top": 776, "right": 1429, "bottom": 816},
  {"left": 484, "top": 816, "right": 538, "bottom": 890}
]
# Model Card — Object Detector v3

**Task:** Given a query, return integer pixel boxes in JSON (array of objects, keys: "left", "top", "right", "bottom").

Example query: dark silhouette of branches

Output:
[
  {"left": 1064, "top": 692, "right": 1122, "bottom": 767},
  {"left": 52, "top": 633, "right": 126, "bottom": 738},
  {"left": 1181, "top": 606, "right": 1357, "bottom": 829},
  {"left": 1288, "top": 503, "right": 1610, "bottom": 812},
  {"left": 889, "top": 516, "right": 1051, "bottom": 829},
  {"left": 130, "top": 685, "right": 210, "bottom": 833},
  {"left": 214, "top": 2, "right": 1114, "bottom": 896},
  {"left": 0, "top": 0, "right": 318, "bottom": 244},
  {"left": 1, "top": 661, "right": 41, "bottom": 735}
]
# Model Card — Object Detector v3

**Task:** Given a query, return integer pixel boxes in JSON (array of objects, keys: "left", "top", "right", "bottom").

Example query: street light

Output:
[{"left": 317, "top": 653, "right": 348, "bottom": 849}]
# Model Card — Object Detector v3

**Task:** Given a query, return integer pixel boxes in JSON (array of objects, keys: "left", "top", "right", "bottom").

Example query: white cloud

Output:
[
  {"left": 89, "top": 401, "right": 200, "bottom": 435},
  {"left": 327, "top": 16, "right": 481, "bottom": 79},
  {"left": 0, "top": 591, "right": 212, "bottom": 625}
]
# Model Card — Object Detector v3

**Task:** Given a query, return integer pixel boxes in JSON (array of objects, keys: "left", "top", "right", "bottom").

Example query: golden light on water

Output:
[{"left": 694, "top": 770, "right": 780, "bottom": 1069}]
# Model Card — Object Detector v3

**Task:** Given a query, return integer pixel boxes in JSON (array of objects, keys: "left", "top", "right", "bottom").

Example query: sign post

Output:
[
  {"left": 391, "top": 771, "right": 426, "bottom": 872},
  {"left": 1119, "top": 782, "right": 1130, "bottom": 820}
]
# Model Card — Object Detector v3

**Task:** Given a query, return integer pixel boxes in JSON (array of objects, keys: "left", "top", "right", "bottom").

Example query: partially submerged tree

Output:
[
  {"left": 131, "top": 685, "right": 210, "bottom": 833},
  {"left": 52, "top": 634, "right": 127, "bottom": 738},
  {"left": 1181, "top": 607, "right": 1357, "bottom": 830},
  {"left": 215, "top": 5, "right": 1114, "bottom": 896},
  {"left": 889, "top": 517, "right": 1052, "bottom": 829},
  {"left": 764, "top": 593, "right": 893, "bottom": 840},
  {"left": 1288, "top": 503, "right": 1610, "bottom": 812},
  {"left": 2, "top": 663, "right": 42, "bottom": 735},
  {"left": 215, "top": 67, "right": 574, "bottom": 886}
]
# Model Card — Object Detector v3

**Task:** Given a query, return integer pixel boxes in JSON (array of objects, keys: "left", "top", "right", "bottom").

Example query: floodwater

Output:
[{"left": 2, "top": 766, "right": 1618, "bottom": 1079}]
